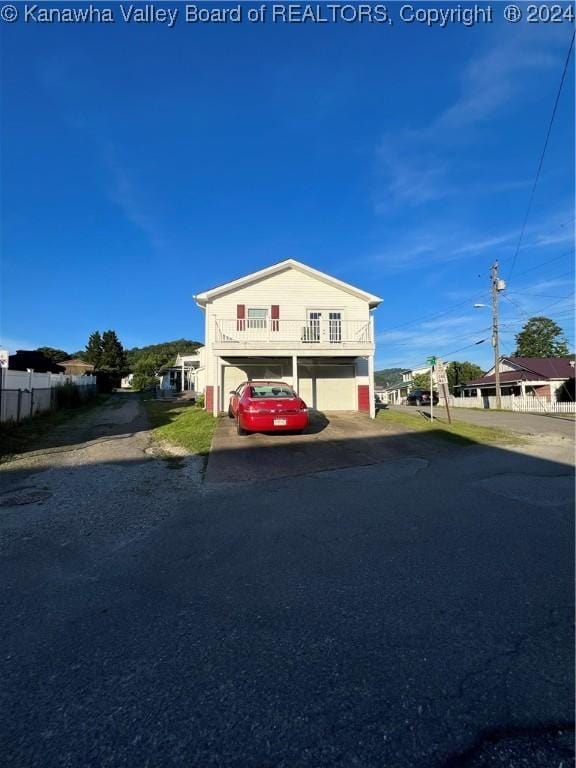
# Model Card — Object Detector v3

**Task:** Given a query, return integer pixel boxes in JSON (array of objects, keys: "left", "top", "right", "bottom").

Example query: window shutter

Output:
[
  {"left": 271, "top": 304, "right": 280, "bottom": 332},
  {"left": 236, "top": 304, "right": 246, "bottom": 331}
]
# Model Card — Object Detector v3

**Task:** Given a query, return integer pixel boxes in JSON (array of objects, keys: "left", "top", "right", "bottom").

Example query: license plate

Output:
[{"left": 273, "top": 418, "right": 287, "bottom": 426}]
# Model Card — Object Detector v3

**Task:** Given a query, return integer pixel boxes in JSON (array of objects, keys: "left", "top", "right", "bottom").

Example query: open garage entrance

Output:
[
  {"left": 223, "top": 362, "right": 285, "bottom": 397},
  {"left": 220, "top": 357, "right": 361, "bottom": 412}
]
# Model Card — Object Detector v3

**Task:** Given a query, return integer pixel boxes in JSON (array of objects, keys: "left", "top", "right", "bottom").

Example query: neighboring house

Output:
[
  {"left": 120, "top": 373, "right": 134, "bottom": 388},
  {"left": 193, "top": 259, "right": 382, "bottom": 417},
  {"left": 382, "top": 366, "right": 432, "bottom": 404},
  {"left": 374, "top": 388, "right": 388, "bottom": 404},
  {"left": 8, "top": 350, "right": 65, "bottom": 374},
  {"left": 458, "top": 357, "right": 575, "bottom": 402},
  {"left": 59, "top": 358, "right": 95, "bottom": 376},
  {"left": 157, "top": 351, "right": 205, "bottom": 392}
]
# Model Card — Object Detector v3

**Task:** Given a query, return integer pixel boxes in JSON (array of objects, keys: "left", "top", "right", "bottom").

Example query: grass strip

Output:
[
  {"left": 143, "top": 400, "right": 216, "bottom": 455},
  {"left": 376, "top": 408, "right": 523, "bottom": 446}
]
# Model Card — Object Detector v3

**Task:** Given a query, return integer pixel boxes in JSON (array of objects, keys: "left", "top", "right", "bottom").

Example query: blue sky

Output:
[{"left": 1, "top": 3, "right": 574, "bottom": 370}]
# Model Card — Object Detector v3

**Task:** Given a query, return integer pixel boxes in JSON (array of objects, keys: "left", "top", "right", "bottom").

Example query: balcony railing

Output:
[{"left": 214, "top": 318, "right": 372, "bottom": 347}]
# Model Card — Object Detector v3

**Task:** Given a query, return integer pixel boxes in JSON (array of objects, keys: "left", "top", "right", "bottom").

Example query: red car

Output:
[{"left": 228, "top": 380, "right": 309, "bottom": 435}]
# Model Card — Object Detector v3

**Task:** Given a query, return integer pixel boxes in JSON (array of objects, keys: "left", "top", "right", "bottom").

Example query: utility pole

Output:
[{"left": 491, "top": 262, "right": 505, "bottom": 409}]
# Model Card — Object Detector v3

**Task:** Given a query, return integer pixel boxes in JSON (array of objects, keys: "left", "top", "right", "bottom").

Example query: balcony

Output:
[{"left": 213, "top": 317, "right": 373, "bottom": 351}]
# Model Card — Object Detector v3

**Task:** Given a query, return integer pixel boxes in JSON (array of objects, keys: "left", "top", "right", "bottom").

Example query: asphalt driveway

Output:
[{"left": 205, "top": 410, "right": 442, "bottom": 483}]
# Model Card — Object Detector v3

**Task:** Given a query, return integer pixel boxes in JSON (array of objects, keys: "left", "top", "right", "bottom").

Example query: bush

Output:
[
  {"left": 194, "top": 394, "right": 205, "bottom": 408},
  {"left": 54, "top": 382, "right": 82, "bottom": 409},
  {"left": 131, "top": 373, "right": 159, "bottom": 392}
]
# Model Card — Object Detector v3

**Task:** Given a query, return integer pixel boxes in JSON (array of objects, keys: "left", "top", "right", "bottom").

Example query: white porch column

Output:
[
  {"left": 213, "top": 357, "right": 222, "bottom": 417},
  {"left": 520, "top": 382, "right": 526, "bottom": 397},
  {"left": 181, "top": 359, "right": 185, "bottom": 392},
  {"left": 368, "top": 354, "right": 375, "bottom": 419},
  {"left": 292, "top": 354, "right": 298, "bottom": 393}
]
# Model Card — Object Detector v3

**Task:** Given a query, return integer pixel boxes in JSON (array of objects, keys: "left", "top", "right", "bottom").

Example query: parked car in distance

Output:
[
  {"left": 406, "top": 388, "right": 439, "bottom": 406},
  {"left": 228, "top": 380, "right": 309, "bottom": 435}
]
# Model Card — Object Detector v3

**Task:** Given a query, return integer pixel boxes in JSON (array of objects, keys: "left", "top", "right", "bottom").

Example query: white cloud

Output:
[
  {"left": 106, "top": 155, "right": 165, "bottom": 250},
  {"left": 375, "top": 27, "right": 566, "bottom": 208}
]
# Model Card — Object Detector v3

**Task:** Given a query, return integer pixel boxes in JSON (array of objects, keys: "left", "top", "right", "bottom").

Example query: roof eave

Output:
[{"left": 194, "top": 259, "right": 383, "bottom": 307}]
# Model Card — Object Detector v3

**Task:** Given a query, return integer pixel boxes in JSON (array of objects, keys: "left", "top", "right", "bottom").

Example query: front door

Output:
[
  {"left": 306, "top": 311, "right": 322, "bottom": 343},
  {"left": 328, "top": 312, "right": 342, "bottom": 343},
  {"left": 306, "top": 311, "right": 342, "bottom": 343}
]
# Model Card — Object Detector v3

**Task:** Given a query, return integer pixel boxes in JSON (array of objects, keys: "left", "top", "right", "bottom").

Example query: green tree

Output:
[
  {"left": 125, "top": 339, "right": 201, "bottom": 373},
  {"left": 131, "top": 373, "right": 159, "bottom": 392},
  {"left": 84, "top": 331, "right": 103, "bottom": 368},
  {"left": 412, "top": 372, "right": 432, "bottom": 390},
  {"left": 100, "top": 330, "right": 127, "bottom": 374},
  {"left": 514, "top": 316, "right": 569, "bottom": 358},
  {"left": 36, "top": 346, "right": 69, "bottom": 363},
  {"left": 446, "top": 361, "right": 484, "bottom": 393}
]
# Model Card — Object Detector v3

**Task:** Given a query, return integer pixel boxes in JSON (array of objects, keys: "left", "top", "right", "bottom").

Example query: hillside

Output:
[
  {"left": 125, "top": 339, "right": 202, "bottom": 372},
  {"left": 374, "top": 367, "right": 404, "bottom": 388}
]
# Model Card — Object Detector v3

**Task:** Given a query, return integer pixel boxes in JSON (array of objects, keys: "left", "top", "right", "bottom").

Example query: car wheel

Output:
[
  {"left": 228, "top": 406, "right": 234, "bottom": 418},
  {"left": 415, "top": 398, "right": 421, "bottom": 406},
  {"left": 236, "top": 418, "right": 247, "bottom": 436}
]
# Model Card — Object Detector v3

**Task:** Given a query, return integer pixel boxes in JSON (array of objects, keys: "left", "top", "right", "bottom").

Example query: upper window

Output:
[{"left": 247, "top": 308, "right": 268, "bottom": 329}]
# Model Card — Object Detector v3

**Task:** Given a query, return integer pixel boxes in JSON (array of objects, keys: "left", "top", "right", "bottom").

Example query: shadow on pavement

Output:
[{"left": 0, "top": 411, "right": 574, "bottom": 768}]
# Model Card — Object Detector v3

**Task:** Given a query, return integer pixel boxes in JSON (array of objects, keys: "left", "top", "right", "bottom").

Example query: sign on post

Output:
[
  {"left": 0, "top": 350, "right": 8, "bottom": 368},
  {"left": 434, "top": 358, "right": 452, "bottom": 424},
  {"left": 426, "top": 357, "right": 436, "bottom": 421}
]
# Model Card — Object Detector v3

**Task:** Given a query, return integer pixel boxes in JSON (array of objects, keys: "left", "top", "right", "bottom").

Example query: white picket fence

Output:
[
  {"left": 0, "top": 370, "right": 97, "bottom": 423},
  {"left": 448, "top": 395, "right": 575, "bottom": 414}
]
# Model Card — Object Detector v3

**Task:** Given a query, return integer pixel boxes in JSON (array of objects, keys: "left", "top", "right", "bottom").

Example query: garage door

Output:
[
  {"left": 298, "top": 365, "right": 356, "bottom": 411},
  {"left": 223, "top": 364, "right": 284, "bottom": 396}
]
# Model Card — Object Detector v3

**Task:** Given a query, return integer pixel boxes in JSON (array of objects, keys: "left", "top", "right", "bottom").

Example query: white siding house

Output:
[
  {"left": 157, "top": 350, "right": 206, "bottom": 393},
  {"left": 194, "top": 259, "right": 382, "bottom": 417}
]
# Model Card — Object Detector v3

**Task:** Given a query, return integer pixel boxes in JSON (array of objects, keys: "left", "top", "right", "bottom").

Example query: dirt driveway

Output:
[{"left": 205, "top": 410, "right": 442, "bottom": 483}]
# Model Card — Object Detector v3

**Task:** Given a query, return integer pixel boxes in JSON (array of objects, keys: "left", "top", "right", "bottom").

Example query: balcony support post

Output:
[
  {"left": 368, "top": 353, "right": 375, "bottom": 419},
  {"left": 214, "top": 357, "right": 222, "bottom": 416},
  {"left": 292, "top": 354, "right": 298, "bottom": 394}
]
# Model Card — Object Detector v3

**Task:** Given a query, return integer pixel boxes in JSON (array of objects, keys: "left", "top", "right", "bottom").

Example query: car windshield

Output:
[{"left": 249, "top": 383, "right": 295, "bottom": 399}]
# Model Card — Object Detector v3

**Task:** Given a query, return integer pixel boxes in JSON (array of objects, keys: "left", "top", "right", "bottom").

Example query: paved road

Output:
[
  {"left": 391, "top": 404, "right": 576, "bottom": 439},
  {"left": 0, "top": 395, "right": 574, "bottom": 767}
]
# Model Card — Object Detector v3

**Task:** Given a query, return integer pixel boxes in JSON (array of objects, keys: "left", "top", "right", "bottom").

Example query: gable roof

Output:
[
  {"left": 467, "top": 356, "right": 575, "bottom": 386},
  {"left": 504, "top": 357, "right": 575, "bottom": 379},
  {"left": 194, "top": 259, "right": 383, "bottom": 308}
]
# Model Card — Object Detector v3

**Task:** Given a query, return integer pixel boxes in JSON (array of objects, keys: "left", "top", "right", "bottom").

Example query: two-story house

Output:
[{"left": 194, "top": 259, "right": 382, "bottom": 417}]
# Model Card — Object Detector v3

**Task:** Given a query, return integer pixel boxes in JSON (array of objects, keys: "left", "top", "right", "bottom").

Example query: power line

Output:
[
  {"left": 381, "top": 291, "right": 489, "bottom": 334},
  {"left": 508, "top": 248, "right": 575, "bottom": 280},
  {"left": 496, "top": 219, "right": 575, "bottom": 267},
  {"left": 390, "top": 338, "right": 490, "bottom": 374},
  {"left": 507, "top": 30, "right": 575, "bottom": 282},
  {"left": 508, "top": 292, "right": 574, "bottom": 300},
  {"left": 378, "top": 325, "right": 493, "bottom": 348}
]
